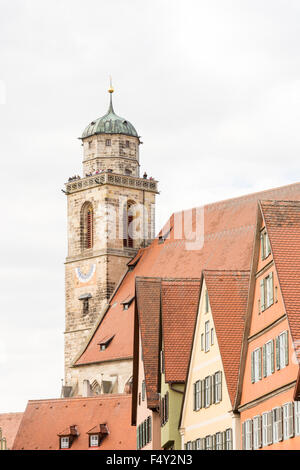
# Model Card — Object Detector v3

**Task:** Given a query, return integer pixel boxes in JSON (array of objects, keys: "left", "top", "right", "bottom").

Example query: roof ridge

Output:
[{"left": 27, "top": 394, "right": 131, "bottom": 405}]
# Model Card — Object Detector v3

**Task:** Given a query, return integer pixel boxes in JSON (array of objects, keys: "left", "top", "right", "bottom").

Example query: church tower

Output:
[{"left": 64, "top": 85, "right": 158, "bottom": 390}]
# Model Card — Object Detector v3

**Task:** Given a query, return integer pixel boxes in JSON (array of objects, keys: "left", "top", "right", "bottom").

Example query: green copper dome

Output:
[{"left": 82, "top": 93, "right": 138, "bottom": 139}]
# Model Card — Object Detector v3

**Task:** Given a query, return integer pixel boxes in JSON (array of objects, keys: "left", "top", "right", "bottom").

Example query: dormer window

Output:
[
  {"left": 58, "top": 425, "right": 78, "bottom": 449},
  {"left": 98, "top": 335, "right": 114, "bottom": 351},
  {"left": 121, "top": 295, "right": 135, "bottom": 310},
  {"left": 87, "top": 424, "right": 109, "bottom": 447},
  {"left": 89, "top": 434, "right": 99, "bottom": 447},
  {"left": 60, "top": 437, "right": 70, "bottom": 449},
  {"left": 261, "top": 230, "right": 271, "bottom": 260}
]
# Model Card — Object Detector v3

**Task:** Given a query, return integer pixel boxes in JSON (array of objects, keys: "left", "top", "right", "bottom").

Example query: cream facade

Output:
[{"left": 180, "top": 280, "right": 240, "bottom": 450}]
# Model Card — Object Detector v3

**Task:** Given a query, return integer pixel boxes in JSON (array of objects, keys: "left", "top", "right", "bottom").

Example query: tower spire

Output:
[{"left": 108, "top": 75, "right": 114, "bottom": 113}]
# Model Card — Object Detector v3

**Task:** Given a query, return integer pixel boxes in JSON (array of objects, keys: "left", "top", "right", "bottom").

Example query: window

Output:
[
  {"left": 262, "top": 411, "right": 273, "bottom": 446},
  {"left": 283, "top": 402, "right": 294, "bottom": 440},
  {"left": 137, "top": 417, "right": 152, "bottom": 449},
  {"left": 211, "top": 328, "right": 214, "bottom": 346},
  {"left": 161, "top": 392, "right": 169, "bottom": 426},
  {"left": 272, "top": 407, "right": 283, "bottom": 443},
  {"left": 260, "top": 272, "right": 274, "bottom": 311},
  {"left": 205, "top": 289, "right": 209, "bottom": 312},
  {"left": 60, "top": 437, "right": 70, "bottom": 449},
  {"left": 100, "top": 344, "right": 106, "bottom": 351},
  {"left": 126, "top": 140, "right": 130, "bottom": 148},
  {"left": 263, "top": 340, "right": 274, "bottom": 377},
  {"left": 295, "top": 401, "right": 300, "bottom": 436},
  {"left": 205, "top": 435, "right": 212, "bottom": 450},
  {"left": 105, "top": 139, "right": 111, "bottom": 146},
  {"left": 142, "top": 380, "right": 146, "bottom": 401},
  {"left": 193, "top": 380, "right": 201, "bottom": 411},
  {"left": 88, "top": 140, "right": 92, "bottom": 149},
  {"left": 260, "top": 230, "right": 271, "bottom": 260},
  {"left": 186, "top": 441, "right": 192, "bottom": 450},
  {"left": 243, "top": 420, "right": 253, "bottom": 450},
  {"left": 89, "top": 434, "right": 99, "bottom": 447},
  {"left": 138, "top": 393, "right": 141, "bottom": 406},
  {"left": 253, "top": 416, "right": 262, "bottom": 450},
  {"left": 277, "top": 331, "right": 289, "bottom": 370},
  {"left": 201, "top": 334, "right": 204, "bottom": 351},
  {"left": 123, "top": 200, "right": 135, "bottom": 248},
  {"left": 214, "top": 371, "right": 222, "bottom": 403},
  {"left": 205, "top": 321, "right": 210, "bottom": 352},
  {"left": 195, "top": 438, "right": 201, "bottom": 450},
  {"left": 81, "top": 202, "right": 93, "bottom": 250},
  {"left": 225, "top": 429, "right": 233, "bottom": 450},
  {"left": 215, "top": 432, "right": 222, "bottom": 450},
  {"left": 251, "top": 348, "right": 262, "bottom": 383},
  {"left": 83, "top": 298, "right": 89, "bottom": 316},
  {"left": 204, "top": 376, "right": 211, "bottom": 408}
]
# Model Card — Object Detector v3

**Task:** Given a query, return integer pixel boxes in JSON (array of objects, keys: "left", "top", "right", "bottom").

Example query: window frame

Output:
[{"left": 60, "top": 436, "right": 70, "bottom": 449}]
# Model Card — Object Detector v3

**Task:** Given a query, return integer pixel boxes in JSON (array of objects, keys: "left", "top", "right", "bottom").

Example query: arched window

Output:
[
  {"left": 81, "top": 202, "right": 93, "bottom": 250},
  {"left": 123, "top": 200, "right": 135, "bottom": 248}
]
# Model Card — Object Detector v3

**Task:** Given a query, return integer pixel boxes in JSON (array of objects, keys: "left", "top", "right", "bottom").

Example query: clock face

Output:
[{"left": 75, "top": 264, "right": 96, "bottom": 283}]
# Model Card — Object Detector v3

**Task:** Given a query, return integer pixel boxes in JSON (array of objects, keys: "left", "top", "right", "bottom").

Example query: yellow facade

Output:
[{"left": 180, "top": 280, "right": 240, "bottom": 450}]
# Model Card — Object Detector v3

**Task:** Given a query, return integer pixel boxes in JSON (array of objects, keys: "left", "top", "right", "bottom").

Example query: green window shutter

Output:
[
  {"left": 276, "top": 336, "right": 280, "bottom": 370},
  {"left": 258, "top": 348, "right": 262, "bottom": 381},
  {"left": 260, "top": 279, "right": 265, "bottom": 311},
  {"left": 219, "top": 371, "right": 222, "bottom": 401},
  {"left": 271, "top": 340, "right": 275, "bottom": 374},
  {"left": 263, "top": 344, "right": 267, "bottom": 377},
  {"left": 251, "top": 351, "right": 255, "bottom": 383},
  {"left": 269, "top": 272, "right": 274, "bottom": 305},
  {"left": 200, "top": 380, "right": 203, "bottom": 409},
  {"left": 193, "top": 382, "right": 196, "bottom": 411},
  {"left": 212, "top": 434, "right": 216, "bottom": 450},
  {"left": 149, "top": 416, "right": 152, "bottom": 442},
  {"left": 222, "top": 431, "right": 226, "bottom": 450},
  {"left": 285, "top": 331, "right": 289, "bottom": 366},
  {"left": 137, "top": 425, "right": 139, "bottom": 450},
  {"left": 212, "top": 374, "right": 215, "bottom": 404}
]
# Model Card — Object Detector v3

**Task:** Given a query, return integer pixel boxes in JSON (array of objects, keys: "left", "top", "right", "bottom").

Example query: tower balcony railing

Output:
[{"left": 65, "top": 170, "right": 159, "bottom": 194}]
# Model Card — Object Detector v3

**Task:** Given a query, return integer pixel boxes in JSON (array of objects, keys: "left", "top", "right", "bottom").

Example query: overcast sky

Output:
[{"left": 1, "top": 0, "right": 300, "bottom": 413}]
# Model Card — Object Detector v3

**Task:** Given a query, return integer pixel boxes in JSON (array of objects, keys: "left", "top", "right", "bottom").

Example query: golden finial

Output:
[{"left": 108, "top": 75, "right": 114, "bottom": 93}]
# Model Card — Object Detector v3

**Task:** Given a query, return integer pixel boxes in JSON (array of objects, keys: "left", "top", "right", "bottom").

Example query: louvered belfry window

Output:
[
  {"left": 81, "top": 202, "right": 94, "bottom": 250},
  {"left": 86, "top": 206, "right": 93, "bottom": 248}
]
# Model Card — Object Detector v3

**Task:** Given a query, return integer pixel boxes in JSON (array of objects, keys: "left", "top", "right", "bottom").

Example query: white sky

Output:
[{"left": 1, "top": 0, "right": 300, "bottom": 412}]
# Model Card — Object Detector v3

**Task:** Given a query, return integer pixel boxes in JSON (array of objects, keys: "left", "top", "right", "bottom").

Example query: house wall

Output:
[
  {"left": 136, "top": 332, "right": 161, "bottom": 450},
  {"left": 180, "top": 279, "right": 238, "bottom": 448},
  {"left": 239, "top": 218, "right": 299, "bottom": 449}
]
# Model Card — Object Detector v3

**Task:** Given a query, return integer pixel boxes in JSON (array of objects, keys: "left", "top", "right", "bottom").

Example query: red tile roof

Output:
[
  {"left": 76, "top": 183, "right": 300, "bottom": 368},
  {"left": 0, "top": 413, "right": 23, "bottom": 450},
  {"left": 135, "top": 277, "right": 161, "bottom": 408},
  {"left": 12, "top": 395, "right": 135, "bottom": 450},
  {"left": 261, "top": 200, "right": 300, "bottom": 349},
  {"left": 162, "top": 279, "right": 201, "bottom": 383},
  {"left": 204, "top": 270, "right": 250, "bottom": 406}
]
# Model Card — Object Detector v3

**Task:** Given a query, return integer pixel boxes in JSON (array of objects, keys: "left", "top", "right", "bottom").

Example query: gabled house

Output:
[
  {"left": 132, "top": 277, "right": 201, "bottom": 450},
  {"left": 179, "top": 270, "right": 249, "bottom": 450},
  {"left": 238, "top": 200, "right": 300, "bottom": 450}
]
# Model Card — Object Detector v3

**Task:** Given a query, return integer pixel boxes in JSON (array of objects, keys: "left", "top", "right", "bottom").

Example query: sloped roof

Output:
[
  {"left": 135, "top": 277, "right": 161, "bottom": 408},
  {"left": 204, "top": 270, "right": 250, "bottom": 406},
  {"left": 76, "top": 182, "right": 300, "bottom": 367},
  {"left": 12, "top": 395, "right": 135, "bottom": 450},
  {"left": 162, "top": 279, "right": 201, "bottom": 383},
  {"left": 0, "top": 412, "right": 23, "bottom": 450},
  {"left": 261, "top": 200, "right": 300, "bottom": 349}
]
